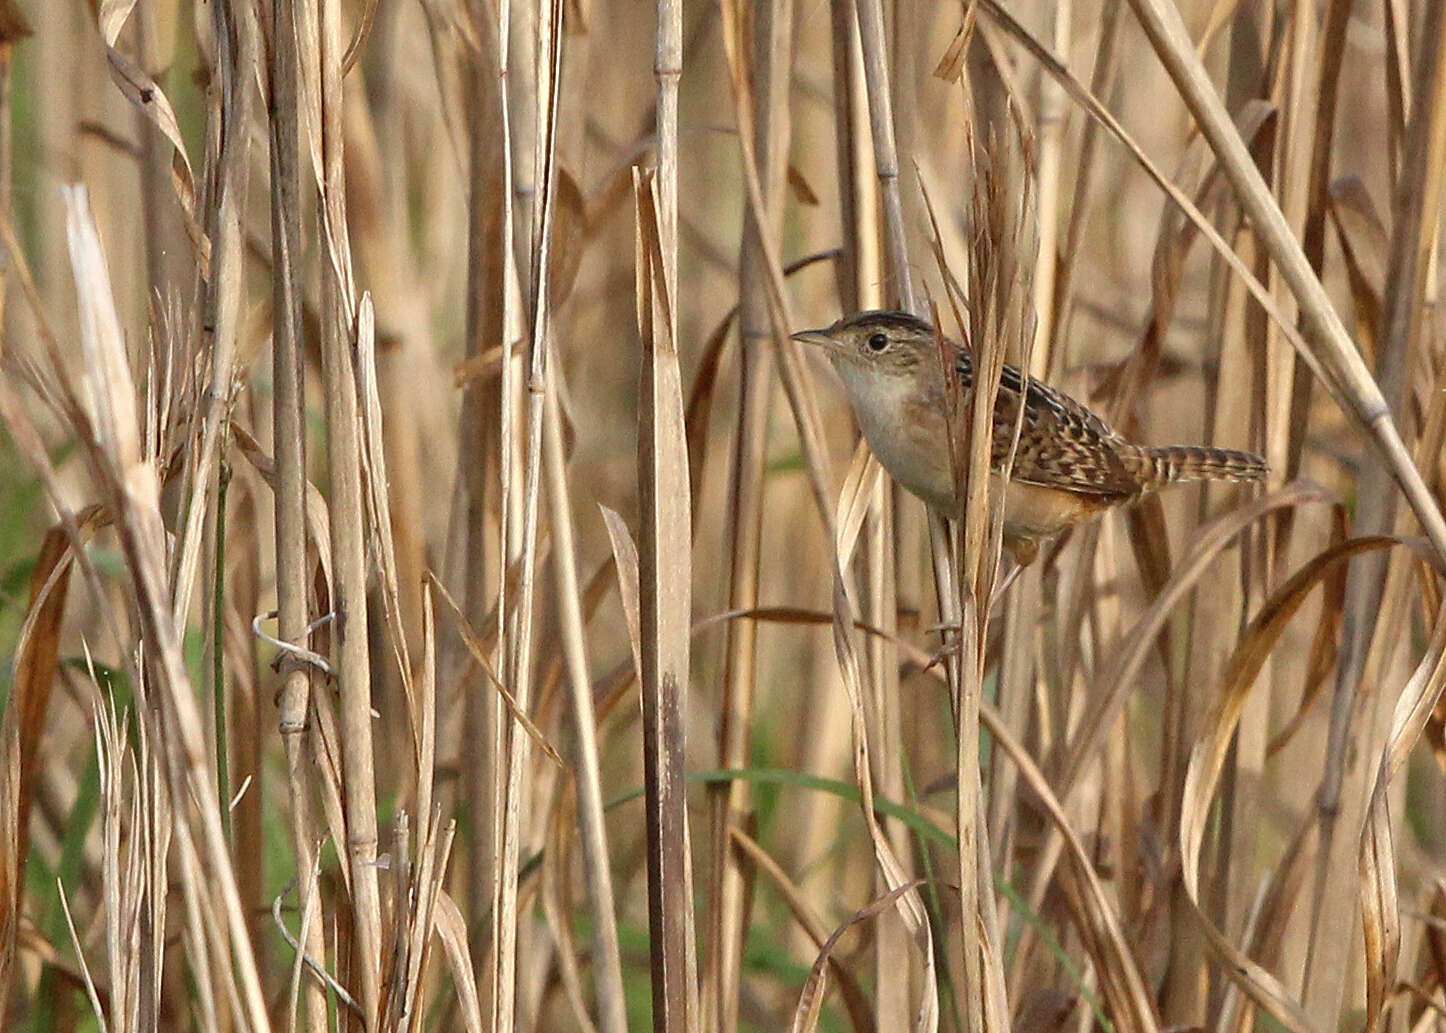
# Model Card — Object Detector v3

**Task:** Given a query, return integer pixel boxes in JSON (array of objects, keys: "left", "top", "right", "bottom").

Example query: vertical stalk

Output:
[
  {"left": 655, "top": 0, "right": 681, "bottom": 302},
  {"left": 488, "top": 2, "right": 521, "bottom": 1022},
  {"left": 1048, "top": 0, "right": 1119, "bottom": 383},
  {"left": 854, "top": 1, "right": 976, "bottom": 1028},
  {"left": 990, "top": 0, "right": 1071, "bottom": 940},
  {"left": 851, "top": 0, "right": 913, "bottom": 311},
  {"left": 316, "top": 0, "right": 382, "bottom": 1022},
  {"left": 509, "top": 0, "right": 538, "bottom": 298},
  {"left": 197, "top": 9, "right": 253, "bottom": 1025},
  {"left": 132, "top": 4, "right": 168, "bottom": 313},
  {"left": 828, "top": 0, "right": 862, "bottom": 314},
  {"left": 457, "top": 0, "right": 510, "bottom": 1002},
  {"left": 1030, "top": 0, "right": 1069, "bottom": 369},
  {"left": 266, "top": 0, "right": 329, "bottom": 1028},
  {"left": 209, "top": 464, "right": 232, "bottom": 837},
  {"left": 226, "top": 487, "right": 266, "bottom": 967},
  {"left": 826, "top": 9, "right": 910, "bottom": 1025},
  {"left": 494, "top": 0, "right": 564, "bottom": 1023}
]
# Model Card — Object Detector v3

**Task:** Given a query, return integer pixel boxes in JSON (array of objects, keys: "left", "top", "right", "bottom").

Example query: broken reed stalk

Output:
[
  {"left": 636, "top": 16, "right": 696, "bottom": 1027},
  {"left": 634, "top": 167, "right": 698, "bottom": 1033},
  {"left": 654, "top": 0, "right": 681, "bottom": 305}
]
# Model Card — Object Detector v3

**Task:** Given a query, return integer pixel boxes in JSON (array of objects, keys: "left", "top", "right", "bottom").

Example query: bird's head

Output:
[{"left": 789, "top": 310, "right": 942, "bottom": 380}]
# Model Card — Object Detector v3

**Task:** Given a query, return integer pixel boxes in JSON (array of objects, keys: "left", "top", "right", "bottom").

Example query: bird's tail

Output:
[{"left": 1139, "top": 444, "right": 1268, "bottom": 487}]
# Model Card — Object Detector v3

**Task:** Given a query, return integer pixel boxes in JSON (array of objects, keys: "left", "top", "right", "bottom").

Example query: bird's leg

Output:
[
  {"left": 921, "top": 554, "right": 1024, "bottom": 672},
  {"left": 991, "top": 558, "right": 1025, "bottom": 606}
]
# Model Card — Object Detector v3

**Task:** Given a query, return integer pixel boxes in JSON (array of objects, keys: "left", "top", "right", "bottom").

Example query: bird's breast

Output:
[{"left": 834, "top": 362, "right": 958, "bottom": 512}]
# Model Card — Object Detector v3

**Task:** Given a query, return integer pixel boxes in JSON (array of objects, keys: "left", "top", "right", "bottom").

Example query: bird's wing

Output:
[{"left": 954, "top": 348, "right": 1141, "bottom": 498}]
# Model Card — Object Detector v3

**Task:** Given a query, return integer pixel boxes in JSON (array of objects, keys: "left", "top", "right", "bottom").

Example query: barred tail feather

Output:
[{"left": 1143, "top": 444, "right": 1268, "bottom": 486}]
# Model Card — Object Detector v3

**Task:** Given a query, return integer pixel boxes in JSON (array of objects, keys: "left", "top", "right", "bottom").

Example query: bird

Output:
[{"left": 791, "top": 310, "right": 1267, "bottom": 565}]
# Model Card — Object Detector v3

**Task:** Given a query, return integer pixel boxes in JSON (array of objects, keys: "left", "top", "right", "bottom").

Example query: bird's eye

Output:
[{"left": 866, "top": 332, "right": 889, "bottom": 353}]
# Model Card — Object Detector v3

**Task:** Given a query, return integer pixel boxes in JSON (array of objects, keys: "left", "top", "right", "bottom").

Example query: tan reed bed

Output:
[{"left": 0, "top": 2, "right": 1445, "bottom": 1032}]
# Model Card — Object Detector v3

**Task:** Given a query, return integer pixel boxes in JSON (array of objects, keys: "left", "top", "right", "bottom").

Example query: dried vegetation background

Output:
[{"left": 1, "top": 0, "right": 1445, "bottom": 1031}]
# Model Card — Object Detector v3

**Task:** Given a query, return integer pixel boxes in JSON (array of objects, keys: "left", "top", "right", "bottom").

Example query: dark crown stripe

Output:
[{"left": 836, "top": 310, "right": 934, "bottom": 334}]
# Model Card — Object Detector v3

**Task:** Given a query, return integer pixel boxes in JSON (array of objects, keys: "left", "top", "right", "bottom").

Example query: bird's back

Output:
[{"left": 956, "top": 349, "right": 1143, "bottom": 498}]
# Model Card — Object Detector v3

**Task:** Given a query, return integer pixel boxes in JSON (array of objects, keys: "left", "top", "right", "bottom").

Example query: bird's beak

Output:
[{"left": 789, "top": 329, "right": 834, "bottom": 349}]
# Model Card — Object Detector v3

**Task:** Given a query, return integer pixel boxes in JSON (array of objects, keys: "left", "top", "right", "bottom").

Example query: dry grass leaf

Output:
[
  {"left": 431, "top": 891, "right": 485, "bottom": 1033},
  {"left": 355, "top": 293, "right": 417, "bottom": 716},
  {"left": 426, "top": 572, "right": 564, "bottom": 767},
  {"left": 790, "top": 880, "right": 925, "bottom": 1033},
  {"left": 58, "top": 184, "right": 271, "bottom": 1031},
  {"left": 549, "top": 167, "right": 589, "bottom": 310},
  {"left": 598, "top": 504, "right": 644, "bottom": 681},
  {"left": 8, "top": 506, "right": 106, "bottom": 832},
  {"left": 786, "top": 165, "right": 820, "bottom": 206},
  {"left": 92, "top": 9, "right": 206, "bottom": 263},
  {"left": 1266, "top": 509, "right": 1353, "bottom": 759},
  {"left": 539, "top": 788, "right": 601, "bottom": 1033},
  {"left": 682, "top": 309, "right": 736, "bottom": 527},
  {"left": 729, "top": 828, "right": 875, "bottom": 1033},
  {"left": 1359, "top": 611, "right": 1446, "bottom": 1033},
  {"left": 836, "top": 439, "right": 882, "bottom": 563},
  {"left": 680, "top": 247, "right": 840, "bottom": 533},
  {"left": 1328, "top": 176, "right": 1389, "bottom": 360}
]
